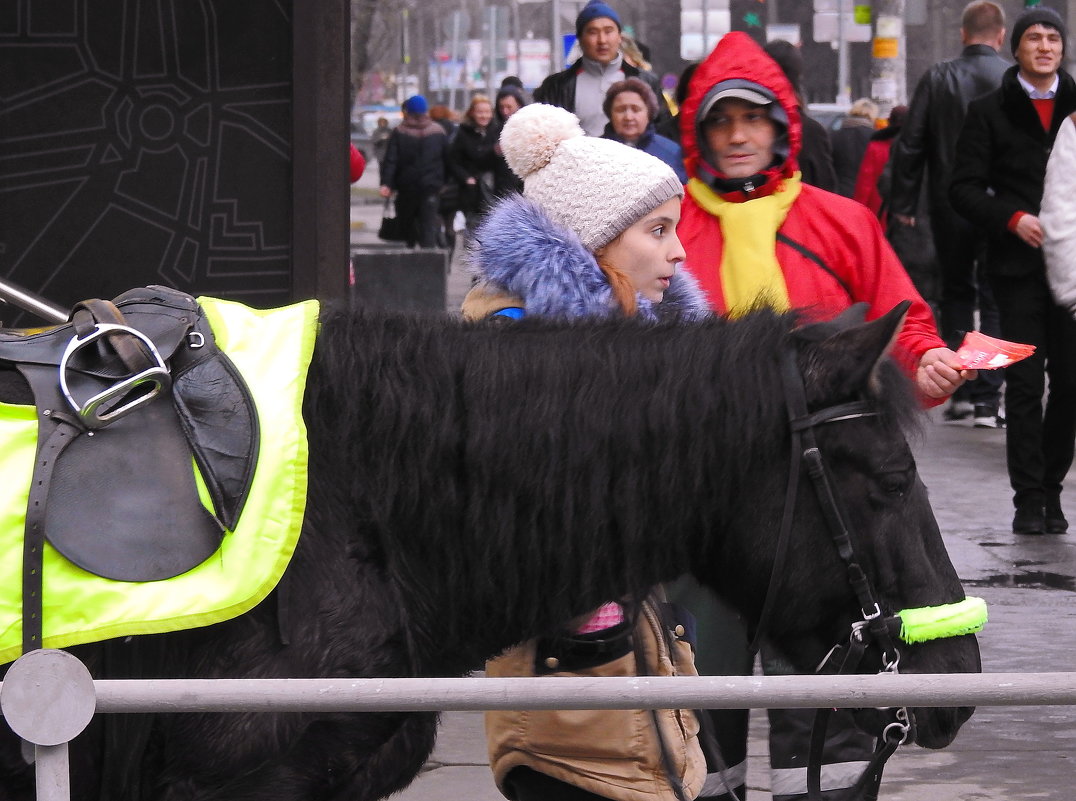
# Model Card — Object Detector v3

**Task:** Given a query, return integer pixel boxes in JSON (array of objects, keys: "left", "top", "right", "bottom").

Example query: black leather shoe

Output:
[
  {"left": 1046, "top": 501, "right": 1068, "bottom": 534},
  {"left": 1013, "top": 506, "right": 1046, "bottom": 535}
]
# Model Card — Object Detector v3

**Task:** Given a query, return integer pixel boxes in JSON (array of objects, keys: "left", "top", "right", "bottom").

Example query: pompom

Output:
[{"left": 499, "top": 103, "right": 584, "bottom": 179}]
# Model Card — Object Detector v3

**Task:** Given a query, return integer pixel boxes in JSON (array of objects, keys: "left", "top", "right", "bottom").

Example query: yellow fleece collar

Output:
[{"left": 687, "top": 174, "right": 802, "bottom": 316}]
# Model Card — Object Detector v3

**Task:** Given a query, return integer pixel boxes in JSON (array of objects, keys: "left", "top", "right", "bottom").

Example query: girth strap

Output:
[{"left": 21, "top": 416, "right": 80, "bottom": 653}]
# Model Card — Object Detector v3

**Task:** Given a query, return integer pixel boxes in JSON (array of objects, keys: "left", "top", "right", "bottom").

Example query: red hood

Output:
[{"left": 680, "top": 32, "right": 802, "bottom": 186}]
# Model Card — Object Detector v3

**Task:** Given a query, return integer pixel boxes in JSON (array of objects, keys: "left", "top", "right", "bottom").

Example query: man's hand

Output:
[
  {"left": 917, "top": 347, "right": 978, "bottom": 399},
  {"left": 893, "top": 214, "right": 916, "bottom": 227},
  {"left": 379, "top": 185, "right": 392, "bottom": 198},
  {"left": 1013, "top": 214, "right": 1044, "bottom": 248}
]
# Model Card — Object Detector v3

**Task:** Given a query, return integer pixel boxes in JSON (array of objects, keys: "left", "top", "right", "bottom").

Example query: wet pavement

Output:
[{"left": 350, "top": 180, "right": 1076, "bottom": 800}]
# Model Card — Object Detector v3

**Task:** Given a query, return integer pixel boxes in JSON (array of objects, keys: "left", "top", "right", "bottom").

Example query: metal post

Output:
[
  {"left": 401, "top": 7, "right": 411, "bottom": 102},
  {"left": 487, "top": 4, "right": 497, "bottom": 97},
  {"left": 512, "top": 0, "right": 521, "bottom": 79},
  {"left": 869, "top": 0, "right": 907, "bottom": 120},
  {"left": 702, "top": 0, "right": 709, "bottom": 55},
  {"left": 551, "top": 0, "right": 562, "bottom": 72},
  {"left": 837, "top": 0, "right": 849, "bottom": 104},
  {"left": 0, "top": 277, "right": 68, "bottom": 324},
  {"left": 0, "top": 650, "right": 97, "bottom": 801},
  {"left": 450, "top": 7, "right": 462, "bottom": 111},
  {"left": 33, "top": 746, "right": 72, "bottom": 801}
]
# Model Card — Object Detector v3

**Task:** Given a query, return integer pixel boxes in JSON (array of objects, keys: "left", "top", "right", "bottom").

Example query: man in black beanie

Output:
[
  {"left": 951, "top": 4, "right": 1076, "bottom": 536},
  {"left": 533, "top": 0, "right": 670, "bottom": 136}
]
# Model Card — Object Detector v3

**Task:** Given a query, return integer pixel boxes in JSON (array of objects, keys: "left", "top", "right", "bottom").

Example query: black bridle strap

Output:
[
  {"left": 748, "top": 354, "right": 882, "bottom": 655},
  {"left": 807, "top": 632, "right": 900, "bottom": 801},
  {"left": 807, "top": 634, "right": 868, "bottom": 800},
  {"left": 779, "top": 350, "right": 901, "bottom": 666}
]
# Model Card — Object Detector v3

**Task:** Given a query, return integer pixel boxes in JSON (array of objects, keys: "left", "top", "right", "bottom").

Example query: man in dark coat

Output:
[
  {"left": 763, "top": 39, "right": 837, "bottom": 192},
  {"left": 378, "top": 95, "right": 449, "bottom": 249},
  {"left": 533, "top": 0, "right": 670, "bottom": 136},
  {"left": 890, "top": 0, "right": 1009, "bottom": 428},
  {"left": 950, "top": 6, "right": 1076, "bottom": 536}
]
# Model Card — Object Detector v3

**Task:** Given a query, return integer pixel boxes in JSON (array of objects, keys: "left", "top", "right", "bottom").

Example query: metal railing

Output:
[{"left": 4, "top": 650, "right": 1076, "bottom": 801}]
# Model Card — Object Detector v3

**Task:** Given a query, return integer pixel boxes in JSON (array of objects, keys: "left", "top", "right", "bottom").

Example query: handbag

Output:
[{"left": 377, "top": 197, "right": 407, "bottom": 242}]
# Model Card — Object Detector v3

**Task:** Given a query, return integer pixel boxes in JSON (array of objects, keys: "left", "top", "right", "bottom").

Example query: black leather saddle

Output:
[{"left": 0, "top": 286, "right": 259, "bottom": 654}]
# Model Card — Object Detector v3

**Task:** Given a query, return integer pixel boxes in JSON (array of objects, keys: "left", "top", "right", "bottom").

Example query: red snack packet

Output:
[{"left": 953, "top": 331, "right": 1036, "bottom": 370}]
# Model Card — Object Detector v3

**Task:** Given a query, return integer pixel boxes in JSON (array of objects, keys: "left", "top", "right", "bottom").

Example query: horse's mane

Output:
[{"left": 302, "top": 306, "right": 920, "bottom": 673}]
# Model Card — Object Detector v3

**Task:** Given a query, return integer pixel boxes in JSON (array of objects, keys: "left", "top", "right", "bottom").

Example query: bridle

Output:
[{"left": 744, "top": 346, "right": 983, "bottom": 801}]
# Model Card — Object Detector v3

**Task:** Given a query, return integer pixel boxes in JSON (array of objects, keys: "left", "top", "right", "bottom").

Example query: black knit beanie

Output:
[{"left": 1011, "top": 6, "right": 1067, "bottom": 55}]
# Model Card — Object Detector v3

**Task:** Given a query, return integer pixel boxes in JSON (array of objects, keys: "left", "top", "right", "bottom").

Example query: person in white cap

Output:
[{"left": 464, "top": 103, "right": 708, "bottom": 801}]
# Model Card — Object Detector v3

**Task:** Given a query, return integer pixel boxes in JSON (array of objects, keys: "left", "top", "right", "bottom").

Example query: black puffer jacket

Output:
[
  {"left": 950, "top": 65, "right": 1076, "bottom": 277},
  {"left": 889, "top": 44, "right": 1008, "bottom": 217},
  {"left": 379, "top": 116, "right": 449, "bottom": 194},
  {"left": 534, "top": 58, "right": 672, "bottom": 132}
]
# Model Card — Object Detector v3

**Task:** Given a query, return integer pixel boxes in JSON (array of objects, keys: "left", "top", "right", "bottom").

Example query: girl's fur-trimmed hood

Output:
[{"left": 465, "top": 194, "right": 710, "bottom": 322}]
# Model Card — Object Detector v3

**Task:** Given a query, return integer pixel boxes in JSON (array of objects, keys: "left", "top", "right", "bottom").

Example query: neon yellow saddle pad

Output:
[{"left": 0, "top": 296, "right": 319, "bottom": 665}]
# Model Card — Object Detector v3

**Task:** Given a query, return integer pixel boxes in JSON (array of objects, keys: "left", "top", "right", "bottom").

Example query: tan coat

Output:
[{"left": 484, "top": 594, "right": 706, "bottom": 801}]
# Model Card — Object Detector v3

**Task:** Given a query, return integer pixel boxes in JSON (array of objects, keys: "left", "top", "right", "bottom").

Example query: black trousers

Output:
[
  {"left": 930, "top": 206, "right": 1004, "bottom": 405},
  {"left": 393, "top": 189, "right": 441, "bottom": 249},
  {"left": 988, "top": 272, "right": 1076, "bottom": 508}
]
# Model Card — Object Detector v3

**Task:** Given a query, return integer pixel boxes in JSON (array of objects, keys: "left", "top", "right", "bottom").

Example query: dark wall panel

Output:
[{"left": 0, "top": 0, "right": 346, "bottom": 324}]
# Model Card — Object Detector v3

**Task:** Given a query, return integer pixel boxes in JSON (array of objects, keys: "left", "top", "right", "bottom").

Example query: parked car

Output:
[
  {"left": 350, "top": 107, "right": 402, "bottom": 160},
  {"left": 805, "top": 102, "right": 850, "bottom": 133}
]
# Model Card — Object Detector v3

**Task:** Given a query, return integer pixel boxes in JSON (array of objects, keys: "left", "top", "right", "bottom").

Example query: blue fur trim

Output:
[{"left": 467, "top": 195, "right": 709, "bottom": 323}]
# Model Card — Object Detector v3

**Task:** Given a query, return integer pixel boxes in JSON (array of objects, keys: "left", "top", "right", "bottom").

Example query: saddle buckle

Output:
[{"left": 59, "top": 323, "right": 172, "bottom": 429}]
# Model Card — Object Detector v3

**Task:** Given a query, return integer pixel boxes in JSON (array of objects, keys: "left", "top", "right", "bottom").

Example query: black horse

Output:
[{"left": 0, "top": 301, "right": 980, "bottom": 801}]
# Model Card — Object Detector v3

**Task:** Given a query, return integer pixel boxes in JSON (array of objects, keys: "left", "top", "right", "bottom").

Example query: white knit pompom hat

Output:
[{"left": 499, "top": 103, "right": 684, "bottom": 251}]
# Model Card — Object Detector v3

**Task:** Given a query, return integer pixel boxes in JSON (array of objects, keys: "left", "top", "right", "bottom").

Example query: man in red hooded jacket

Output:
[
  {"left": 678, "top": 33, "right": 970, "bottom": 400},
  {"left": 670, "top": 33, "right": 972, "bottom": 801}
]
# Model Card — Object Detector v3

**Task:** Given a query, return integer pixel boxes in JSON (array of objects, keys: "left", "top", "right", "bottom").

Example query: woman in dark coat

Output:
[
  {"left": 492, "top": 85, "right": 527, "bottom": 197},
  {"left": 448, "top": 95, "right": 500, "bottom": 233}
]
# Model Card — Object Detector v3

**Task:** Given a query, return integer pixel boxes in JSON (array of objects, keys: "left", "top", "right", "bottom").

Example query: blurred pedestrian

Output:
[
  {"left": 950, "top": 6, "right": 1076, "bottom": 535},
  {"left": 378, "top": 94, "right": 450, "bottom": 249},
  {"left": 371, "top": 117, "right": 392, "bottom": 168},
  {"left": 493, "top": 85, "right": 527, "bottom": 197},
  {"left": 763, "top": 39, "right": 837, "bottom": 192},
  {"left": 829, "top": 97, "right": 878, "bottom": 197},
  {"left": 862, "top": 107, "right": 943, "bottom": 317},
  {"left": 429, "top": 105, "right": 462, "bottom": 250},
  {"left": 429, "top": 104, "right": 458, "bottom": 140},
  {"left": 889, "top": 0, "right": 1009, "bottom": 427},
  {"left": 602, "top": 77, "right": 687, "bottom": 182},
  {"left": 1043, "top": 112, "right": 1076, "bottom": 315},
  {"left": 533, "top": 0, "right": 670, "bottom": 136},
  {"left": 853, "top": 105, "right": 907, "bottom": 221},
  {"left": 449, "top": 95, "right": 500, "bottom": 234}
]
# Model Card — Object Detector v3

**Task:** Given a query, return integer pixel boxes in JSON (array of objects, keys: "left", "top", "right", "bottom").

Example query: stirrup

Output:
[{"left": 59, "top": 323, "right": 171, "bottom": 429}]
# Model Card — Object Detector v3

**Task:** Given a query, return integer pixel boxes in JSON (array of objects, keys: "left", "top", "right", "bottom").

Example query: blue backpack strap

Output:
[{"left": 490, "top": 307, "right": 525, "bottom": 320}]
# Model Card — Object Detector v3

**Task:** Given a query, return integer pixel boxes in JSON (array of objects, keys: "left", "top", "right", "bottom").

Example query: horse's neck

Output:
[{"left": 308, "top": 311, "right": 783, "bottom": 676}]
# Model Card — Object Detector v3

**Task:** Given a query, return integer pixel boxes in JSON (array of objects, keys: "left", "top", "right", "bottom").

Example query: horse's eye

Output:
[{"left": 879, "top": 473, "right": 909, "bottom": 496}]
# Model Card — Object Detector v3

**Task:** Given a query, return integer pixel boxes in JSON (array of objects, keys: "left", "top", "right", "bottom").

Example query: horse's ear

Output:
[{"left": 795, "top": 301, "right": 911, "bottom": 402}]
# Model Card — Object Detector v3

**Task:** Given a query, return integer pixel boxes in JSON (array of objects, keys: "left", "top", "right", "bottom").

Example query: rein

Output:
[{"left": 746, "top": 347, "right": 987, "bottom": 801}]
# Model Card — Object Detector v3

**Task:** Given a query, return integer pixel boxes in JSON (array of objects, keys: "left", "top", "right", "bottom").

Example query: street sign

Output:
[{"left": 813, "top": 12, "right": 872, "bottom": 43}]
